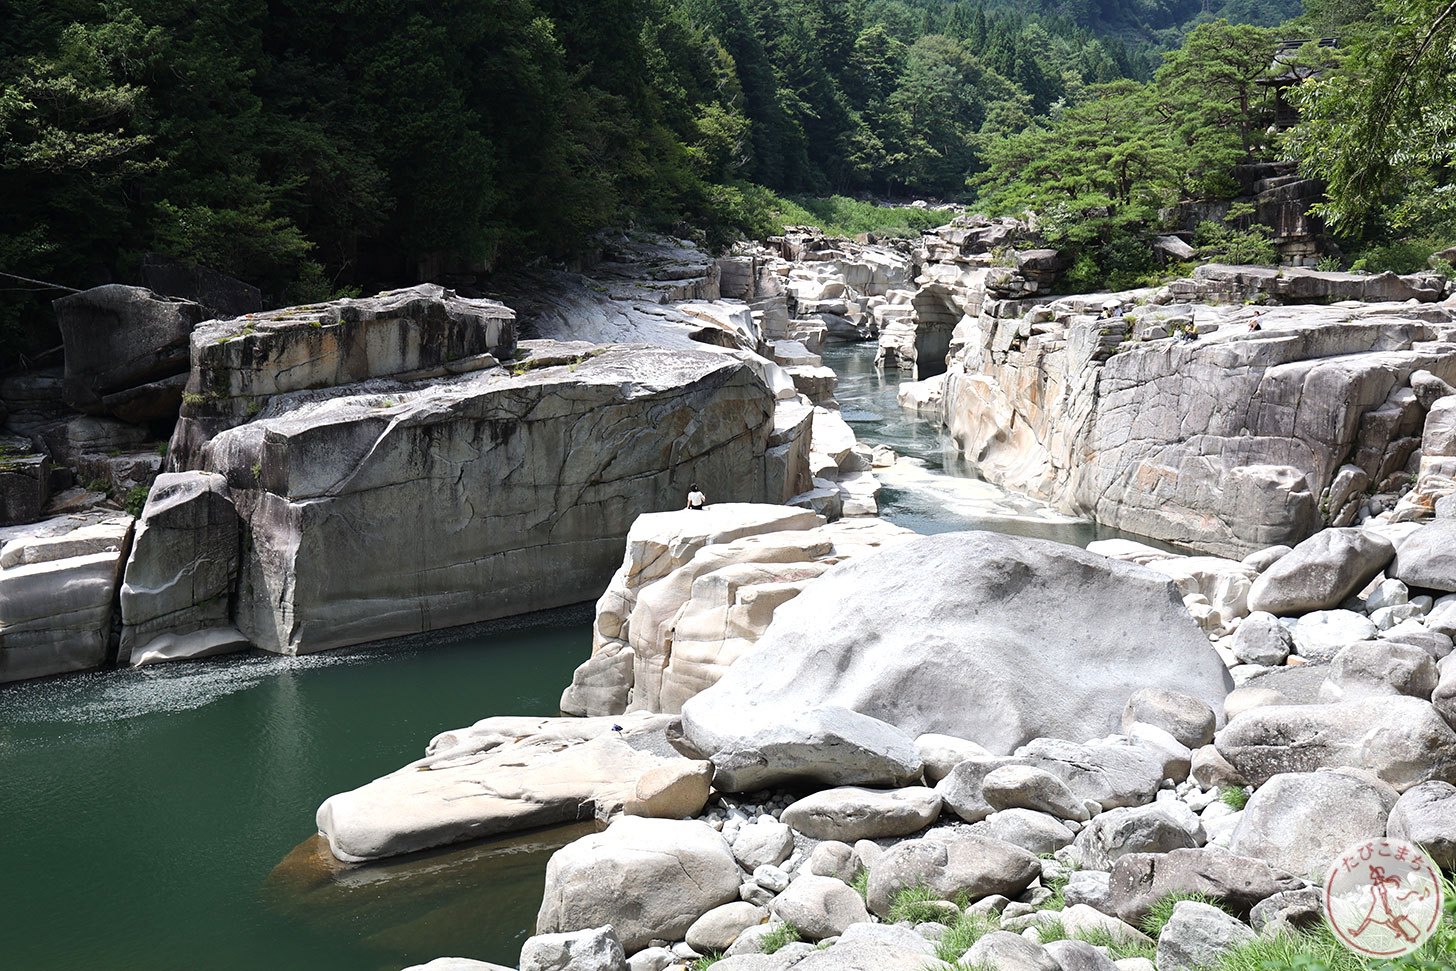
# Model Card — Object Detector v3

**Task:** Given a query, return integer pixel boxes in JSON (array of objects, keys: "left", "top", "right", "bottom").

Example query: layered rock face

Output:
[
  {"left": 562, "top": 504, "right": 914, "bottom": 717},
  {"left": 938, "top": 293, "right": 1456, "bottom": 555},
  {"left": 0, "top": 512, "right": 133, "bottom": 681},
  {"left": 195, "top": 343, "right": 775, "bottom": 655}
]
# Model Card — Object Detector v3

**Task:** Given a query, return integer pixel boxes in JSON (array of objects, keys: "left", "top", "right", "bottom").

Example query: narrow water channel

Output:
[{"left": 2, "top": 343, "right": 1142, "bottom": 971}]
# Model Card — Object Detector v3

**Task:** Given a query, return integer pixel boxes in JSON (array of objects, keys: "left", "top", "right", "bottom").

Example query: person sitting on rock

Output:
[
  {"left": 686, "top": 483, "right": 707, "bottom": 510},
  {"left": 1248, "top": 313, "right": 1262, "bottom": 332}
]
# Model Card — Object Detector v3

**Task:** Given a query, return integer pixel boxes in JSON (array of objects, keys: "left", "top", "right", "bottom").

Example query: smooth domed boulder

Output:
[
  {"left": 1214, "top": 696, "right": 1456, "bottom": 790},
  {"left": 1246, "top": 528, "right": 1394, "bottom": 616},
  {"left": 1292, "top": 610, "right": 1378, "bottom": 661},
  {"left": 971, "top": 808, "right": 1075, "bottom": 855},
  {"left": 1391, "top": 520, "right": 1456, "bottom": 592},
  {"left": 781, "top": 786, "right": 941, "bottom": 841},
  {"left": 681, "top": 532, "right": 1231, "bottom": 765},
  {"left": 685, "top": 902, "right": 768, "bottom": 953},
  {"left": 536, "top": 817, "right": 740, "bottom": 952},
  {"left": 964, "top": 931, "right": 1059, "bottom": 971},
  {"left": 915, "top": 733, "right": 991, "bottom": 783},
  {"left": 1385, "top": 781, "right": 1456, "bottom": 870},
  {"left": 865, "top": 831, "right": 1039, "bottom": 916},
  {"left": 768, "top": 875, "right": 869, "bottom": 940},
  {"left": 730, "top": 819, "right": 794, "bottom": 870},
  {"left": 1229, "top": 770, "right": 1398, "bottom": 880}
]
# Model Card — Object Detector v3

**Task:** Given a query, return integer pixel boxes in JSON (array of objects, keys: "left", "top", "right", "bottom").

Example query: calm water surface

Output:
[
  {"left": 3, "top": 342, "right": 1150, "bottom": 971},
  {"left": 0, "top": 608, "right": 590, "bottom": 971}
]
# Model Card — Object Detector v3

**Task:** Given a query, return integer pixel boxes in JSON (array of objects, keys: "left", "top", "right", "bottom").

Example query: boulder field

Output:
[{"left": 373, "top": 503, "right": 1456, "bottom": 971}]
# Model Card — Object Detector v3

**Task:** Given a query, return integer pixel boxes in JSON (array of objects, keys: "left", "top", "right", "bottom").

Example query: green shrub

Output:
[
  {"left": 1348, "top": 238, "right": 1444, "bottom": 275},
  {"left": 1219, "top": 786, "right": 1250, "bottom": 811},
  {"left": 1036, "top": 917, "right": 1157, "bottom": 961},
  {"left": 1195, "top": 219, "right": 1277, "bottom": 265},
  {"left": 759, "top": 921, "right": 801, "bottom": 955},
  {"left": 850, "top": 869, "right": 869, "bottom": 900},
  {"left": 124, "top": 485, "right": 150, "bottom": 517},
  {"left": 765, "top": 194, "right": 944, "bottom": 239}
]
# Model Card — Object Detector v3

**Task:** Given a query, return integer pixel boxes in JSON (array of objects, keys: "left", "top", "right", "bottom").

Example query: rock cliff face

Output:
[{"left": 927, "top": 259, "right": 1456, "bottom": 554}]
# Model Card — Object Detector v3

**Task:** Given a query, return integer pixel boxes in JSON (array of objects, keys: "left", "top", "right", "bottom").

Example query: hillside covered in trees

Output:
[{"left": 0, "top": 0, "right": 1449, "bottom": 352}]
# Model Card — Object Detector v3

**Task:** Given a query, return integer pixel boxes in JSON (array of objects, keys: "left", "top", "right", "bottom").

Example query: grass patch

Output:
[
  {"left": 889, "top": 885, "right": 953, "bottom": 924},
  {"left": 689, "top": 952, "right": 723, "bottom": 971},
  {"left": 934, "top": 912, "right": 999, "bottom": 964},
  {"left": 759, "top": 921, "right": 801, "bottom": 955},
  {"left": 768, "top": 194, "right": 945, "bottom": 239},
  {"left": 1219, "top": 786, "right": 1250, "bottom": 811},
  {"left": 1035, "top": 919, "right": 1157, "bottom": 962},
  {"left": 850, "top": 869, "right": 869, "bottom": 900},
  {"left": 1141, "top": 892, "right": 1228, "bottom": 939}
]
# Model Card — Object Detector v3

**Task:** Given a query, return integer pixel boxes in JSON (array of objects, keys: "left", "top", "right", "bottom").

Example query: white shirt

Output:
[{"left": 687, "top": 490, "right": 706, "bottom": 509}]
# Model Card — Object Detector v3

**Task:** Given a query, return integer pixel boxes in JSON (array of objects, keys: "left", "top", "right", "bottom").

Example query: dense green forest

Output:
[{"left": 0, "top": 0, "right": 1450, "bottom": 348}]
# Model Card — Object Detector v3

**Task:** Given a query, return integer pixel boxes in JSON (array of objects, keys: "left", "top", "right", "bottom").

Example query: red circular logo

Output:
[{"left": 1324, "top": 837, "right": 1444, "bottom": 957}]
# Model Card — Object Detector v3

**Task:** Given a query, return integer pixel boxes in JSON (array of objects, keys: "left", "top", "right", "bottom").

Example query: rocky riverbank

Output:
[{"left": 352, "top": 504, "right": 1455, "bottom": 971}]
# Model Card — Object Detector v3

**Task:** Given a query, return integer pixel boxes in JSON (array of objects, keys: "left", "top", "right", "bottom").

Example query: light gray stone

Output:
[
  {"left": 536, "top": 817, "right": 741, "bottom": 952},
  {"left": 685, "top": 902, "right": 768, "bottom": 953},
  {"left": 520, "top": 926, "right": 627, "bottom": 971},
  {"left": 402, "top": 960, "right": 515, "bottom": 971},
  {"left": 1392, "top": 520, "right": 1456, "bottom": 592},
  {"left": 1044, "top": 939, "right": 1119, "bottom": 971},
  {"left": 1075, "top": 804, "right": 1203, "bottom": 871},
  {"left": 1231, "top": 612, "right": 1293, "bottom": 666},
  {"left": 915, "top": 733, "right": 991, "bottom": 783},
  {"left": 1292, "top": 610, "right": 1379, "bottom": 661},
  {"left": 1120, "top": 688, "right": 1217, "bottom": 749},
  {"left": 732, "top": 820, "right": 795, "bottom": 871},
  {"left": 768, "top": 875, "right": 869, "bottom": 941},
  {"left": 965, "top": 931, "right": 1059, "bottom": 971},
  {"left": 1063, "top": 870, "right": 1114, "bottom": 912},
  {"left": 982, "top": 765, "right": 1089, "bottom": 821},
  {"left": 780, "top": 786, "right": 941, "bottom": 842},
  {"left": 1229, "top": 770, "right": 1398, "bottom": 880},
  {"left": 1319, "top": 640, "right": 1439, "bottom": 702},
  {"left": 1155, "top": 901, "right": 1255, "bottom": 971},
  {"left": 1385, "top": 780, "right": 1456, "bottom": 870},
  {"left": 806, "top": 841, "right": 858, "bottom": 883},
  {"left": 1246, "top": 528, "right": 1394, "bottom": 616},
  {"left": 1215, "top": 696, "right": 1456, "bottom": 791},
  {"left": 1248, "top": 888, "right": 1325, "bottom": 935},
  {"left": 836, "top": 922, "right": 935, "bottom": 954},
  {"left": 626, "top": 947, "right": 675, "bottom": 971},
  {"left": 1015, "top": 736, "right": 1170, "bottom": 810},
  {"left": 865, "top": 831, "right": 1040, "bottom": 916},
  {"left": 680, "top": 532, "right": 1231, "bottom": 764},
  {"left": 1108, "top": 847, "right": 1304, "bottom": 924},
  {"left": 973, "top": 808, "right": 1075, "bottom": 856}
]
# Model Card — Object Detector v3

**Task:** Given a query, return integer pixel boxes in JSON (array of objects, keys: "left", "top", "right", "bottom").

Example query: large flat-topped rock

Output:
[
  {"left": 1176, "top": 264, "right": 1445, "bottom": 304},
  {"left": 171, "top": 285, "right": 515, "bottom": 465},
  {"left": 190, "top": 344, "right": 775, "bottom": 654}
]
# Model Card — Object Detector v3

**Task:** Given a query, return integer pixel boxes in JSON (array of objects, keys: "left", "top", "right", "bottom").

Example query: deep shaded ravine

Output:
[{"left": 1, "top": 344, "right": 1145, "bottom": 971}]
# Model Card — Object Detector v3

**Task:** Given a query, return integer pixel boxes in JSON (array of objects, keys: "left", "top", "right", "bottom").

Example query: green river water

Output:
[{"left": 1, "top": 345, "right": 1163, "bottom": 971}]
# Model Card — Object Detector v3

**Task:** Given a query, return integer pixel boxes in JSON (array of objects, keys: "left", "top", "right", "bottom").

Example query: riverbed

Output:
[{"left": 2, "top": 344, "right": 1141, "bottom": 971}]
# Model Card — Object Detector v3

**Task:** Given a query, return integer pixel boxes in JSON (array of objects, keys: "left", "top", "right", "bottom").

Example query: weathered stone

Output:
[
  {"left": 1246, "top": 529, "right": 1394, "bottom": 616},
  {"left": 982, "top": 765, "right": 1089, "bottom": 821},
  {"left": 1249, "top": 888, "right": 1325, "bottom": 935},
  {"left": 972, "top": 808, "right": 1076, "bottom": 855},
  {"left": 623, "top": 759, "right": 714, "bottom": 819},
  {"left": 1075, "top": 804, "right": 1203, "bottom": 871},
  {"left": 1155, "top": 901, "right": 1255, "bottom": 971},
  {"left": 681, "top": 532, "right": 1231, "bottom": 765},
  {"left": 1044, "top": 939, "right": 1120, "bottom": 971},
  {"left": 1215, "top": 697, "right": 1456, "bottom": 790},
  {"left": 806, "top": 841, "right": 859, "bottom": 883},
  {"left": 0, "top": 514, "right": 133, "bottom": 682},
  {"left": 768, "top": 875, "right": 869, "bottom": 941},
  {"left": 1231, "top": 611, "right": 1293, "bottom": 666},
  {"left": 1318, "top": 640, "right": 1439, "bottom": 702},
  {"left": 117, "top": 471, "right": 249, "bottom": 666},
  {"left": 536, "top": 817, "right": 740, "bottom": 952},
  {"left": 1391, "top": 520, "right": 1456, "bottom": 592},
  {"left": 731, "top": 820, "right": 795, "bottom": 871},
  {"left": 781, "top": 786, "right": 941, "bottom": 841},
  {"left": 1292, "top": 610, "right": 1379, "bottom": 661},
  {"left": 1121, "top": 689, "right": 1217, "bottom": 749},
  {"left": 1109, "top": 847, "right": 1305, "bottom": 924},
  {"left": 53, "top": 284, "right": 207, "bottom": 420},
  {"left": 1229, "top": 770, "right": 1398, "bottom": 880},
  {"left": 1385, "top": 780, "right": 1456, "bottom": 871},
  {"left": 1015, "top": 736, "right": 1170, "bottom": 810},
  {"left": 865, "top": 831, "right": 1040, "bottom": 916},
  {"left": 316, "top": 713, "right": 701, "bottom": 862},
  {"left": 685, "top": 903, "right": 768, "bottom": 953},
  {"left": 915, "top": 733, "right": 991, "bottom": 783},
  {"left": 964, "top": 931, "right": 1059, "bottom": 971},
  {"left": 519, "top": 926, "right": 627, "bottom": 971}
]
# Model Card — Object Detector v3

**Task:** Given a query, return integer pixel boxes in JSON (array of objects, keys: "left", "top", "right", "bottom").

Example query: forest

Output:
[{"left": 0, "top": 0, "right": 1450, "bottom": 351}]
